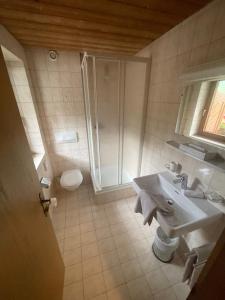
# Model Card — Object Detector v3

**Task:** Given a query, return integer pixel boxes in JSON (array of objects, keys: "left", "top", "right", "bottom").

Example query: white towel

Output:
[
  {"left": 182, "top": 253, "right": 197, "bottom": 282},
  {"left": 189, "top": 262, "right": 206, "bottom": 289},
  {"left": 134, "top": 190, "right": 174, "bottom": 225},
  {"left": 182, "top": 243, "right": 215, "bottom": 287},
  {"left": 134, "top": 190, "right": 157, "bottom": 225}
]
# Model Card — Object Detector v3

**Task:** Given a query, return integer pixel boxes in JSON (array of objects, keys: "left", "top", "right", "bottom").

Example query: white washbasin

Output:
[{"left": 133, "top": 172, "right": 223, "bottom": 237}]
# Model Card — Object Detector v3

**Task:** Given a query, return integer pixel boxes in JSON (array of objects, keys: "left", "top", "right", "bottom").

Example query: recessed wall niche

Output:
[{"left": 1, "top": 46, "right": 44, "bottom": 156}]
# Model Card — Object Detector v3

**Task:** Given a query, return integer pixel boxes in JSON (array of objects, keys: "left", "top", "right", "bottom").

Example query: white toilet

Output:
[{"left": 60, "top": 169, "right": 83, "bottom": 191}]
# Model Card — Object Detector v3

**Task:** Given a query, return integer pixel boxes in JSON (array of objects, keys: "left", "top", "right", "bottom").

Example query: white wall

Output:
[
  {"left": 138, "top": 0, "right": 225, "bottom": 249},
  {"left": 0, "top": 26, "right": 54, "bottom": 185},
  {"left": 25, "top": 47, "right": 90, "bottom": 183},
  {"left": 5, "top": 59, "right": 44, "bottom": 154}
]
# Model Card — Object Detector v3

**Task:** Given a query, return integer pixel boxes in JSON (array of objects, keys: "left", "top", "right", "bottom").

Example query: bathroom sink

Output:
[{"left": 133, "top": 172, "right": 223, "bottom": 237}]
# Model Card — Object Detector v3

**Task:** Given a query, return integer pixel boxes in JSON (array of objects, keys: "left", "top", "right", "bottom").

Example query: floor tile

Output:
[
  {"left": 113, "top": 233, "right": 131, "bottom": 248},
  {"left": 153, "top": 287, "right": 177, "bottom": 300},
  {"left": 63, "top": 248, "right": 82, "bottom": 267},
  {"left": 94, "top": 218, "right": 109, "bottom": 229},
  {"left": 80, "top": 212, "right": 93, "bottom": 224},
  {"left": 84, "top": 273, "right": 106, "bottom": 299},
  {"left": 161, "top": 256, "right": 184, "bottom": 285},
  {"left": 108, "top": 215, "right": 123, "bottom": 225},
  {"left": 66, "top": 210, "right": 79, "bottom": 219},
  {"left": 110, "top": 223, "right": 127, "bottom": 236},
  {"left": 103, "top": 265, "right": 125, "bottom": 290},
  {"left": 55, "top": 228, "right": 65, "bottom": 241},
  {"left": 64, "top": 235, "right": 81, "bottom": 251},
  {"left": 80, "top": 221, "right": 94, "bottom": 234},
  {"left": 82, "top": 256, "right": 102, "bottom": 278},
  {"left": 98, "top": 237, "right": 116, "bottom": 254},
  {"left": 58, "top": 239, "right": 64, "bottom": 254},
  {"left": 53, "top": 187, "right": 187, "bottom": 300},
  {"left": 53, "top": 218, "right": 65, "bottom": 231},
  {"left": 82, "top": 242, "right": 99, "bottom": 260},
  {"left": 81, "top": 230, "right": 97, "bottom": 245},
  {"left": 64, "top": 263, "right": 83, "bottom": 286},
  {"left": 66, "top": 204, "right": 79, "bottom": 213},
  {"left": 90, "top": 294, "right": 108, "bottom": 300},
  {"left": 64, "top": 225, "right": 80, "bottom": 238},
  {"left": 145, "top": 269, "right": 171, "bottom": 294},
  {"left": 66, "top": 216, "right": 80, "bottom": 227},
  {"left": 63, "top": 281, "right": 84, "bottom": 300},
  {"left": 117, "top": 245, "right": 136, "bottom": 263},
  {"left": 96, "top": 227, "right": 112, "bottom": 240},
  {"left": 132, "top": 239, "right": 151, "bottom": 257},
  {"left": 107, "top": 284, "right": 131, "bottom": 300},
  {"left": 137, "top": 252, "right": 160, "bottom": 273},
  {"left": 127, "top": 276, "right": 153, "bottom": 300},
  {"left": 101, "top": 250, "right": 120, "bottom": 270},
  {"left": 127, "top": 228, "right": 146, "bottom": 243},
  {"left": 173, "top": 282, "right": 190, "bottom": 300},
  {"left": 122, "top": 259, "right": 143, "bottom": 282}
]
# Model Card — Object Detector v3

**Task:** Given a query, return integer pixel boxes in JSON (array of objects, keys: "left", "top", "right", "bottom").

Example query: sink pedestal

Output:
[{"left": 152, "top": 226, "right": 180, "bottom": 263}]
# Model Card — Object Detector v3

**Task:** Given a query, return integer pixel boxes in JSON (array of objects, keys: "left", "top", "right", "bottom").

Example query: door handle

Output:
[{"left": 39, "top": 192, "right": 50, "bottom": 216}]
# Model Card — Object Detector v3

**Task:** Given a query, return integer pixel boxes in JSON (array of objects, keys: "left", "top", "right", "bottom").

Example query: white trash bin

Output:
[{"left": 152, "top": 226, "right": 179, "bottom": 263}]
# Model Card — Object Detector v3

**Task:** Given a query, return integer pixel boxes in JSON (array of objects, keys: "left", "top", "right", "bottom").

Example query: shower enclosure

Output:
[{"left": 81, "top": 53, "right": 150, "bottom": 192}]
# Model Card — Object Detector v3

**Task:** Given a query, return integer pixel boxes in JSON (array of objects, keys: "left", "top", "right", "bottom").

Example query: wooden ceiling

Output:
[{"left": 0, "top": 0, "right": 212, "bottom": 55}]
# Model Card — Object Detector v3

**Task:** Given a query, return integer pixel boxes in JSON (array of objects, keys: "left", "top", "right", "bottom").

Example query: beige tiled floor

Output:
[{"left": 52, "top": 185, "right": 190, "bottom": 300}]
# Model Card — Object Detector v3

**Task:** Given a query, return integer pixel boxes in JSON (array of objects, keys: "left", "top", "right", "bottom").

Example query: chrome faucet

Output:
[{"left": 173, "top": 173, "right": 188, "bottom": 190}]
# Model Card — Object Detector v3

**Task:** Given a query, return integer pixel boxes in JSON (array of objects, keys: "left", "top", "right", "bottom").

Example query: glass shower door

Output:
[
  {"left": 122, "top": 61, "right": 147, "bottom": 184},
  {"left": 82, "top": 53, "right": 149, "bottom": 192},
  {"left": 95, "top": 58, "right": 121, "bottom": 188},
  {"left": 82, "top": 56, "right": 101, "bottom": 189}
]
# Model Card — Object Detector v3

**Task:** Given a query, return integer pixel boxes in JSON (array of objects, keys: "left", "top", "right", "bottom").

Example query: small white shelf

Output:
[{"left": 166, "top": 140, "right": 225, "bottom": 172}]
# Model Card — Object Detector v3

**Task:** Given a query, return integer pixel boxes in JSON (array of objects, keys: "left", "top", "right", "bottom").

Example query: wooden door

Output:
[{"left": 0, "top": 49, "right": 64, "bottom": 299}]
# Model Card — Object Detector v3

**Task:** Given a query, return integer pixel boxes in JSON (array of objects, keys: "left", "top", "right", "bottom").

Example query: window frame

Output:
[{"left": 197, "top": 80, "right": 225, "bottom": 143}]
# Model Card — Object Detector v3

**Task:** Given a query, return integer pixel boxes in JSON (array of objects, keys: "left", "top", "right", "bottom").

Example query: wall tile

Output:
[
  {"left": 211, "top": 0, "right": 225, "bottom": 41},
  {"left": 5, "top": 59, "right": 45, "bottom": 154},
  {"left": 140, "top": 0, "right": 225, "bottom": 249},
  {"left": 192, "top": 1, "right": 219, "bottom": 49},
  {"left": 207, "top": 37, "right": 225, "bottom": 61},
  {"left": 49, "top": 71, "right": 60, "bottom": 87},
  {"left": 11, "top": 67, "right": 29, "bottom": 85},
  {"left": 26, "top": 47, "right": 90, "bottom": 180}
]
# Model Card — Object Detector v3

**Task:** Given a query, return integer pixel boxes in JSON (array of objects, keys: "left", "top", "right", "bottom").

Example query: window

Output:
[{"left": 198, "top": 80, "right": 225, "bottom": 142}]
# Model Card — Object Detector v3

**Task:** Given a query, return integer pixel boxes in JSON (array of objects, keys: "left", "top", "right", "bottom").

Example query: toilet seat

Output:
[{"left": 60, "top": 169, "right": 83, "bottom": 190}]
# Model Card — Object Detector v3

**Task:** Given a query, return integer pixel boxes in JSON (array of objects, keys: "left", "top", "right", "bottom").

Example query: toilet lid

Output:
[{"left": 60, "top": 169, "right": 83, "bottom": 187}]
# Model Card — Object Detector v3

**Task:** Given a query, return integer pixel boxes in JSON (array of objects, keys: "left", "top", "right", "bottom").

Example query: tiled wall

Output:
[
  {"left": 139, "top": 0, "right": 225, "bottom": 249},
  {"left": 1, "top": 25, "right": 54, "bottom": 200},
  {"left": 26, "top": 48, "right": 90, "bottom": 183},
  {"left": 5, "top": 59, "right": 44, "bottom": 154}
]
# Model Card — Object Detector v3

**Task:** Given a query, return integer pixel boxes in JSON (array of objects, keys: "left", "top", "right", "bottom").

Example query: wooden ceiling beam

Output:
[
  {"left": 40, "top": 0, "right": 189, "bottom": 24},
  {"left": 0, "top": 0, "right": 175, "bottom": 31},
  {"left": 7, "top": 27, "right": 146, "bottom": 51},
  {"left": 109, "top": 0, "right": 211, "bottom": 16},
  {"left": 16, "top": 34, "right": 138, "bottom": 53},
  {"left": 10, "top": 28, "right": 142, "bottom": 51},
  {"left": 21, "top": 40, "right": 136, "bottom": 55},
  {"left": 0, "top": 7, "right": 161, "bottom": 39},
  {"left": 0, "top": 0, "right": 211, "bottom": 55},
  {"left": 0, "top": 19, "right": 150, "bottom": 45}
]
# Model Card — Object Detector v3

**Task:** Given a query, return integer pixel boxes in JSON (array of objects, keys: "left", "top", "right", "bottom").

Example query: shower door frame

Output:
[{"left": 81, "top": 52, "right": 151, "bottom": 193}]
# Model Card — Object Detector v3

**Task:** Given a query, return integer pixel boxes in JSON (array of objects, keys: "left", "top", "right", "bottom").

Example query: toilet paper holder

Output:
[{"left": 39, "top": 192, "right": 51, "bottom": 216}]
